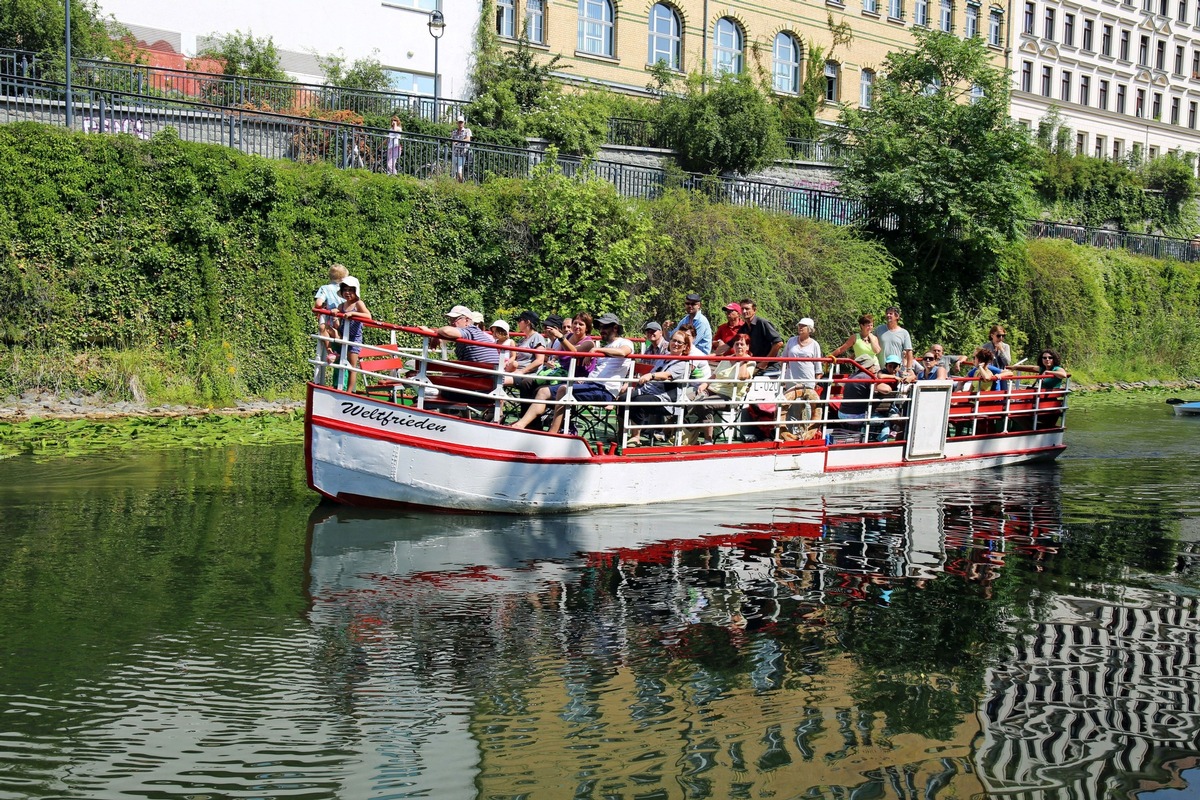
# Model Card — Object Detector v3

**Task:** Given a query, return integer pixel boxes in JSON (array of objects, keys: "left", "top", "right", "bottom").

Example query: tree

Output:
[
  {"left": 0, "top": 0, "right": 118, "bottom": 59},
  {"left": 661, "top": 72, "right": 784, "bottom": 175},
  {"left": 318, "top": 50, "right": 391, "bottom": 93},
  {"left": 776, "top": 44, "right": 826, "bottom": 141},
  {"left": 838, "top": 29, "right": 1038, "bottom": 328},
  {"left": 467, "top": 25, "right": 563, "bottom": 133},
  {"left": 199, "top": 30, "right": 287, "bottom": 81}
]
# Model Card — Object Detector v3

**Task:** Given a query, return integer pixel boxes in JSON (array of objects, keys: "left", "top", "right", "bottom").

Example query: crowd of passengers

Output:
[
  {"left": 315, "top": 268, "right": 1067, "bottom": 444},
  {"left": 413, "top": 294, "right": 1069, "bottom": 444}
]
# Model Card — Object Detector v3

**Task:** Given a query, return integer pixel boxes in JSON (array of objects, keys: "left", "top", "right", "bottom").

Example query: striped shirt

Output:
[{"left": 455, "top": 325, "right": 501, "bottom": 365}]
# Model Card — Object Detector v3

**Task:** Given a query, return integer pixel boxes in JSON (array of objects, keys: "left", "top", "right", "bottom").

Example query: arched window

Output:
[
  {"left": 713, "top": 18, "right": 743, "bottom": 75},
  {"left": 578, "top": 0, "right": 615, "bottom": 56},
  {"left": 648, "top": 3, "right": 682, "bottom": 69},
  {"left": 496, "top": 0, "right": 516, "bottom": 38},
  {"left": 526, "top": 0, "right": 545, "bottom": 43},
  {"left": 773, "top": 32, "right": 801, "bottom": 93}
]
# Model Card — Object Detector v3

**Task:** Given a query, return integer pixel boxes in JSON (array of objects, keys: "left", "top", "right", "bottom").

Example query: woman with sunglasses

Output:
[
  {"left": 982, "top": 325, "right": 1012, "bottom": 369},
  {"left": 916, "top": 351, "right": 948, "bottom": 380},
  {"left": 1012, "top": 348, "right": 1067, "bottom": 390}
]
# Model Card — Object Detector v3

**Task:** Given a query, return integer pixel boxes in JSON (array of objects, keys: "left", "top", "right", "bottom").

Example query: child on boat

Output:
[
  {"left": 336, "top": 276, "right": 371, "bottom": 393},
  {"left": 315, "top": 264, "right": 348, "bottom": 365}
]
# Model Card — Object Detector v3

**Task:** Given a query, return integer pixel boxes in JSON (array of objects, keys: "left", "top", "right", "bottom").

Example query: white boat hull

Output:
[
  {"left": 306, "top": 384, "right": 1065, "bottom": 513},
  {"left": 1173, "top": 401, "right": 1200, "bottom": 417}
]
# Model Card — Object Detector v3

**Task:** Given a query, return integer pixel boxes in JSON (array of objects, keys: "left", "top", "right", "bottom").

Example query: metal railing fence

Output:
[
  {"left": 4, "top": 48, "right": 854, "bottom": 164},
  {"left": 606, "top": 116, "right": 847, "bottom": 165},
  {"left": 781, "top": 138, "right": 847, "bottom": 164},
  {"left": 606, "top": 116, "right": 666, "bottom": 149},
  {"left": 8, "top": 75, "right": 1200, "bottom": 258},
  {"left": 1027, "top": 219, "right": 1200, "bottom": 262},
  {"left": 0, "top": 47, "right": 469, "bottom": 123},
  {"left": 0, "top": 75, "right": 863, "bottom": 225}
]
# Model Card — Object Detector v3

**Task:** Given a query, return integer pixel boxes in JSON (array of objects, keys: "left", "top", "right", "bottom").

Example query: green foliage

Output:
[
  {"left": 468, "top": 3, "right": 564, "bottom": 132},
  {"left": 1143, "top": 152, "right": 1199, "bottom": 234},
  {"left": 2, "top": 122, "right": 1195, "bottom": 405},
  {"left": 198, "top": 29, "right": 288, "bottom": 81},
  {"left": 839, "top": 29, "right": 1039, "bottom": 331},
  {"left": 660, "top": 72, "right": 785, "bottom": 174},
  {"left": 318, "top": 50, "right": 391, "bottom": 93},
  {"left": 525, "top": 91, "right": 609, "bottom": 156},
  {"left": 0, "top": 0, "right": 117, "bottom": 59},
  {"left": 629, "top": 189, "right": 896, "bottom": 329},
  {"left": 482, "top": 161, "right": 648, "bottom": 314},
  {"left": 997, "top": 239, "right": 1200, "bottom": 379},
  {"left": 1034, "top": 110, "right": 1199, "bottom": 236}
]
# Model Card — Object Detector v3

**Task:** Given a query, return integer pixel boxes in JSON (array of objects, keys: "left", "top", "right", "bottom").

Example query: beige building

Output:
[{"left": 494, "top": 0, "right": 1012, "bottom": 118}]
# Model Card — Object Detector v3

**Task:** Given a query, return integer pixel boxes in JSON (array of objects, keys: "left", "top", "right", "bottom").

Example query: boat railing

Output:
[{"left": 310, "top": 314, "right": 1069, "bottom": 450}]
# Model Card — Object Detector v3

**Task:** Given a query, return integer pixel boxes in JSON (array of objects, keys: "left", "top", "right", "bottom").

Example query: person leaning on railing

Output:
[
  {"left": 434, "top": 304, "right": 501, "bottom": 366},
  {"left": 961, "top": 348, "right": 1014, "bottom": 393},
  {"left": 1009, "top": 348, "right": 1068, "bottom": 390},
  {"left": 334, "top": 276, "right": 371, "bottom": 393},
  {"left": 511, "top": 312, "right": 633, "bottom": 434},
  {"left": 1010, "top": 348, "right": 1068, "bottom": 428},
  {"left": 781, "top": 317, "right": 824, "bottom": 440}
]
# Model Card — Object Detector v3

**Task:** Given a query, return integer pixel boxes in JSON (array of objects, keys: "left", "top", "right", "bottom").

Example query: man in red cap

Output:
[{"left": 712, "top": 302, "right": 745, "bottom": 356}]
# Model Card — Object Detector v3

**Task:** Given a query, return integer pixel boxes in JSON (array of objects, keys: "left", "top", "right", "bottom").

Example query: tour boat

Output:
[{"left": 305, "top": 314, "right": 1067, "bottom": 513}]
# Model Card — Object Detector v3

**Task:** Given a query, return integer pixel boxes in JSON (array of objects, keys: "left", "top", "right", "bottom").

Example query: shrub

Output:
[
  {"left": 526, "top": 91, "right": 609, "bottom": 156},
  {"left": 660, "top": 73, "right": 785, "bottom": 174}
]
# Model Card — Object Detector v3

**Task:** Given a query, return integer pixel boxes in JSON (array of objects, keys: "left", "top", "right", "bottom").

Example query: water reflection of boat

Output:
[
  {"left": 305, "top": 472, "right": 1075, "bottom": 799},
  {"left": 306, "top": 471, "right": 1066, "bottom": 609}
]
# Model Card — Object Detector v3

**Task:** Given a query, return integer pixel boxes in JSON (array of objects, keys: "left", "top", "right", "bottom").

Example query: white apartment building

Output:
[
  {"left": 1010, "top": 0, "right": 1200, "bottom": 163},
  {"left": 97, "top": 0, "right": 477, "bottom": 99}
]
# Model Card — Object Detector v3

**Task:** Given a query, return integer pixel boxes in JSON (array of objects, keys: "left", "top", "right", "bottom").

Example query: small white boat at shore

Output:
[
  {"left": 1172, "top": 401, "right": 1200, "bottom": 417},
  {"left": 305, "top": 315, "right": 1067, "bottom": 513}
]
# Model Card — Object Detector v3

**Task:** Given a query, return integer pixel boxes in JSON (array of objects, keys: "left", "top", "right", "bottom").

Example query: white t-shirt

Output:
[
  {"left": 689, "top": 346, "right": 712, "bottom": 381},
  {"left": 589, "top": 338, "right": 634, "bottom": 396},
  {"left": 783, "top": 337, "right": 823, "bottom": 387}
]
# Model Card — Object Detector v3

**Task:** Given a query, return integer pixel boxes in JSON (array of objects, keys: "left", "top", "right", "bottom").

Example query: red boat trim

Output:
[
  {"left": 823, "top": 443, "right": 1065, "bottom": 472},
  {"left": 310, "top": 409, "right": 1062, "bottom": 470}
]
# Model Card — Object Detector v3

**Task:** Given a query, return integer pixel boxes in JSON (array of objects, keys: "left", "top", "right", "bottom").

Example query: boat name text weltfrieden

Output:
[{"left": 340, "top": 401, "right": 449, "bottom": 432}]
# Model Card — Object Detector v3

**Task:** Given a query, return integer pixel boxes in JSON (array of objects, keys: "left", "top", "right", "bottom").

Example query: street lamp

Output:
[
  {"left": 427, "top": 10, "right": 445, "bottom": 122},
  {"left": 64, "top": 0, "right": 73, "bottom": 127}
]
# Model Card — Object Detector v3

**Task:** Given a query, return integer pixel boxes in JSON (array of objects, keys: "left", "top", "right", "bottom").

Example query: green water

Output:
[{"left": 0, "top": 399, "right": 1197, "bottom": 799}]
